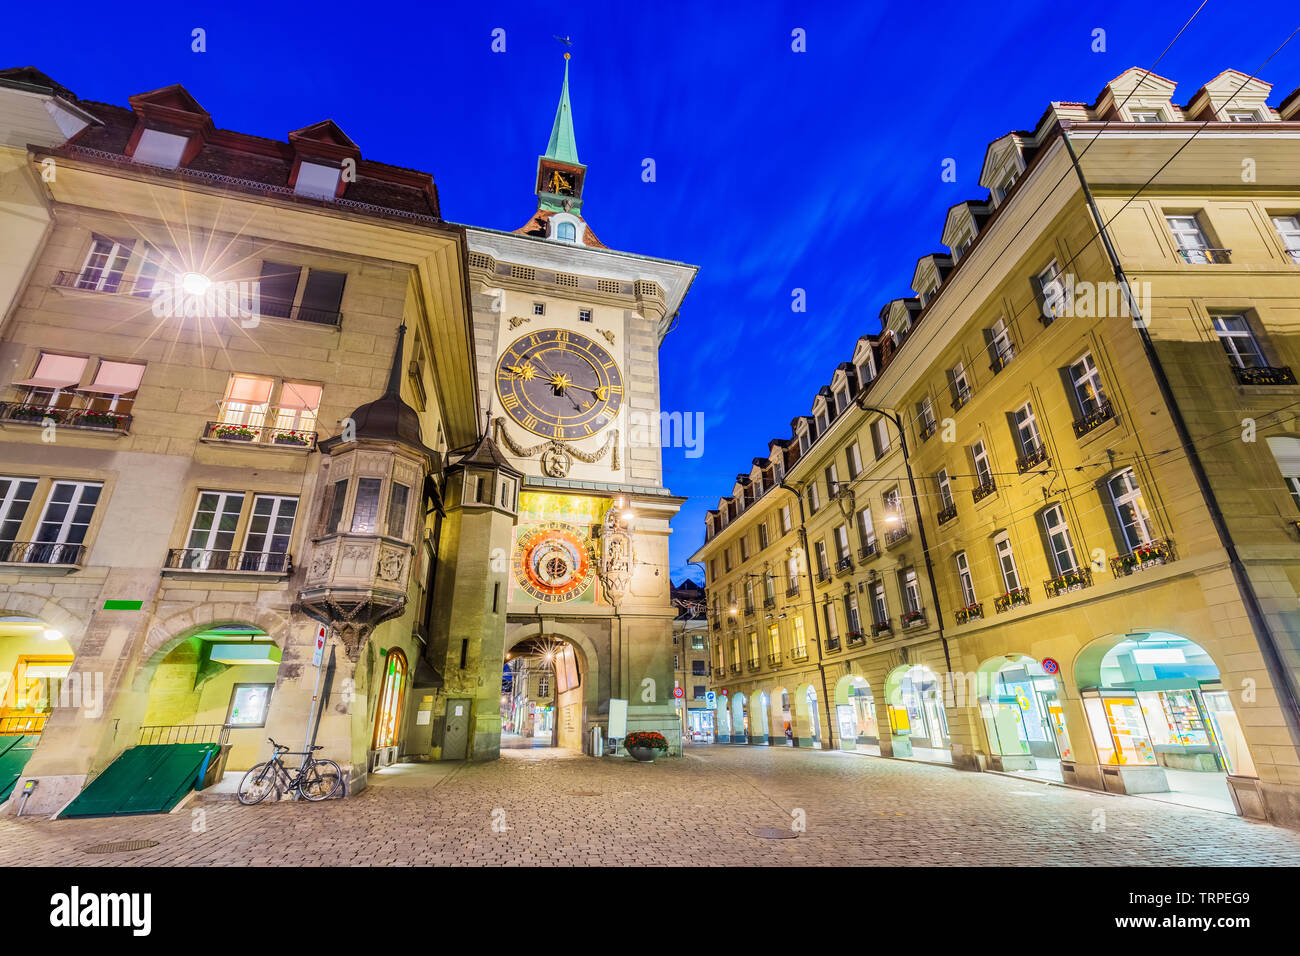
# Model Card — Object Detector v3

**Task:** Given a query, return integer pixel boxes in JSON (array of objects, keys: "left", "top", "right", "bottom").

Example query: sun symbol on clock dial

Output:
[{"left": 496, "top": 329, "right": 624, "bottom": 440}]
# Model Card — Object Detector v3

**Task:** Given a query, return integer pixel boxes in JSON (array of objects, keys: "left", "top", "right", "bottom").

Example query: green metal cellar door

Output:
[
  {"left": 60, "top": 743, "right": 220, "bottom": 818},
  {"left": 0, "top": 734, "right": 39, "bottom": 802}
]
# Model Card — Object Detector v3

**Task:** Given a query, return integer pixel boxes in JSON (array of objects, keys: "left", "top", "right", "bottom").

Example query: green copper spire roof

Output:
[{"left": 544, "top": 54, "right": 579, "bottom": 165}]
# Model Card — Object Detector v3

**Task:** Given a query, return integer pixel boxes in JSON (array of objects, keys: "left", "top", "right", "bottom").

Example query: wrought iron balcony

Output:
[
  {"left": 746, "top": 657, "right": 761, "bottom": 671},
  {"left": 790, "top": 646, "right": 809, "bottom": 662},
  {"left": 1043, "top": 566, "right": 1093, "bottom": 599},
  {"left": 858, "top": 541, "right": 879, "bottom": 563},
  {"left": 835, "top": 555, "right": 853, "bottom": 575},
  {"left": 0, "top": 401, "right": 133, "bottom": 434},
  {"left": 955, "top": 603, "right": 983, "bottom": 624},
  {"left": 846, "top": 631, "right": 866, "bottom": 647},
  {"left": 202, "top": 421, "right": 318, "bottom": 449},
  {"left": 824, "top": 636, "right": 841, "bottom": 653},
  {"left": 951, "top": 390, "right": 972, "bottom": 412},
  {"left": 1177, "top": 247, "right": 1231, "bottom": 264},
  {"left": 767, "top": 651, "right": 782, "bottom": 667},
  {"left": 972, "top": 478, "right": 997, "bottom": 503},
  {"left": 1016, "top": 443, "right": 1050, "bottom": 473},
  {"left": 1072, "top": 399, "right": 1115, "bottom": 437},
  {"left": 729, "top": 663, "right": 742, "bottom": 675},
  {"left": 816, "top": 568, "right": 831, "bottom": 584},
  {"left": 763, "top": 595, "right": 776, "bottom": 610},
  {"left": 711, "top": 619, "right": 721, "bottom": 631},
  {"left": 785, "top": 582, "right": 800, "bottom": 597},
  {"left": 1232, "top": 364, "right": 1297, "bottom": 386},
  {"left": 871, "top": 620, "right": 893, "bottom": 640},
  {"left": 994, "top": 587, "right": 1031, "bottom": 613},
  {"left": 53, "top": 269, "right": 143, "bottom": 294},
  {"left": 1110, "top": 538, "right": 1175, "bottom": 578},
  {"left": 919, "top": 419, "right": 938, "bottom": 441},
  {"left": 742, "top": 603, "right": 755, "bottom": 617},
  {"left": 884, "top": 525, "right": 910, "bottom": 547},
  {"left": 164, "top": 548, "right": 292, "bottom": 574},
  {"left": 989, "top": 348, "right": 1013, "bottom": 375},
  {"left": 0, "top": 541, "right": 87, "bottom": 566},
  {"left": 901, "top": 609, "right": 926, "bottom": 629},
  {"left": 936, "top": 503, "right": 958, "bottom": 525}
]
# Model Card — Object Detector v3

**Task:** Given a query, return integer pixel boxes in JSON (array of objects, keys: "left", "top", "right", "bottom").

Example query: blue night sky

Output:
[{"left": 5, "top": 1, "right": 1297, "bottom": 584}]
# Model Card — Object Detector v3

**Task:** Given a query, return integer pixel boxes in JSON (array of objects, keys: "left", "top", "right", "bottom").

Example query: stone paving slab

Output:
[{"left": 2, "top": 745, "right": 1299, "bottom": 866}]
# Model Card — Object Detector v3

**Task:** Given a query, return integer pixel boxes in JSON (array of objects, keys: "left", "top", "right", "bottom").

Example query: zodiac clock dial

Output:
[
  {"left": 514, "top": 521, "right": 593, "bottom": 603},
  {"left": 496, "top": 329, "right": 624, "bottom": 441}
]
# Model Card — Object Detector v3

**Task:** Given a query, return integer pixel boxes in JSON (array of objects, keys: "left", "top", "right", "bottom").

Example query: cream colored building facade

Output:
[{"left": 694, "top": 67, "right": 1300, "bottom": 830}]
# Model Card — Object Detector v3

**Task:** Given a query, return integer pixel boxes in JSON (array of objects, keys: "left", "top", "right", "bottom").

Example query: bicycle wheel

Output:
[
  {"left": 237, "top": 762, "right": 279, "bottom": 805},
  {"left": 298, "top": 759, "right": 343, "bottom": 801}
]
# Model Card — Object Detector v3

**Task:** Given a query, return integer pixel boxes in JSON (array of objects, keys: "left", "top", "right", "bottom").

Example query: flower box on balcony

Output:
[
  {"left": 273, "top": 431, "right": 311, "bottom": 446},
  {"left": 871, "top": 620, "right": 892, "bottom": 637},
  {"left": 936, "top": 504, "right": 957, "bottom": 525},
  {"left": 1110, "top": 538, "right": 1175, "bottom": 578},
  {"left": 1072, "top": 400, "right": 1115, "bottom": 437},
  {"left": 1044, "top": 568, "right": 1093, "bottom": 598},
  {"left": 214, "top": 425, "right": 258, "bottom": 441},
  {"left": 955, "top": 603, "right": 983, "bottom": 624},
  {"left": 994, "top": 588, "right": 1031, "bottom": 613},
  {"left": 77, "top": 411, "right": 127, "bottom": 429},
  {"left": 919, "top": 420, "right": 938, "bottom": 441},
  {"left": 901, "top": 610, "right": 926, "bottom": 628},
  {"left": 846, "top": 631, "right": 865, "bottom": 646},
  {"left": 11, "top": 405, "right": 58, "bottom": 422},
  {"left": 972, "top": 479, "right": 996, "bottom": 504}
]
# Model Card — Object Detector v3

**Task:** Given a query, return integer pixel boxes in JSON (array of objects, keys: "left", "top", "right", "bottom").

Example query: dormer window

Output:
[
  {"left": 557, "top": 221, "right": 576, "bottom": 242},
  {"left": 815, "top": 409, "right": 829, "bottom": 434},
  {"left": 993, "top": 168, "right": 1019, "bottom": 202},
  {"left": 294, "top": 162, "right": 341, "bottom": 199},
  {"left": 1130, "top": 109, "right": 1164, "bottom": 123},
  {"left": 1226, "top": 109, "right": 1259, "bottom": 122},
  {"left": 834, "top": 387, "right": 848, "bottom": 413},
  {"left": 798, "top": 428, "right": 810, "bottom": 454},
  {"left": 132, "top": 129, "right": 189, "bottom": 169}
]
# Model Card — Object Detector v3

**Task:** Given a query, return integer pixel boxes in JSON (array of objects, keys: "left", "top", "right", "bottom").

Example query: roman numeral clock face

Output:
[{"left": 496, "top": 329, "right": 624, "bottom": 440}]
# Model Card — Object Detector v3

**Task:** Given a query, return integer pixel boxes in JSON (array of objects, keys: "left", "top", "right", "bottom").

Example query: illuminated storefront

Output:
[
  {"left": 889, "top": 665, "right": 948, "bottom": 751},
  {"left": 978, "top": 657, "right": 1068, "bottom": 772}
]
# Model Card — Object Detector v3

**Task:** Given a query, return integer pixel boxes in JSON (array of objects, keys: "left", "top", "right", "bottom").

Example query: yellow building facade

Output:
[{"left": 694, "top": 67, "right": 1300, "bottom": 830}]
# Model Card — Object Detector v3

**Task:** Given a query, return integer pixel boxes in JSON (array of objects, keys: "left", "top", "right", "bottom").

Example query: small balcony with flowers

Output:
[
  {"left": 870, "top": 618, "right": 893, "bottom": 641},
  {"left": 1043, "top": 566, "right": 1093, "bottom": 599},
  {"left": 1072, "top": 398, "right": 1115, "bottom": 438},
  {"left": 2, "top": 353, "right": 144, "bottom": 437},
  {"left": 201, "top": 379, "right": 321, "bottom": 452},
  {"left": 954, "top": 602, "right": 983, "bottom": 625},
  {"left": 1110, "top": 538, "right": 1175, "bottom": 579},
  {"left": 901, "top": 608, "right": 926, "bottom": 631},
  {"left": 994, "top": 587, "right": 1031, "bottom": 614}
]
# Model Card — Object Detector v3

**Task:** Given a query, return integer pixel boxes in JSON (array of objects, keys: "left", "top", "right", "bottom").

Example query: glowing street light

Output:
[
  {"left": 181, "top": 272, "right": 212, "bottom": 297},
  {"left": 43, "top": 628, "right": 63, "bottom": 642}
]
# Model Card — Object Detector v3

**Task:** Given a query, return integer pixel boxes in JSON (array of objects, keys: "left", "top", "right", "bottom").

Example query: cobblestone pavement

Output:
[{"left": 4, "top": 745, "right": 1300, "bottom": 866}]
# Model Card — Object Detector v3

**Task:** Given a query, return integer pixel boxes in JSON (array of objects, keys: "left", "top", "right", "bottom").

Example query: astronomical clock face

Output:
[
  {"left": 496, "top": 329, "right": 624, "bottom": 441},
  {"left": 514, "top": 521, "right": 593, "bottom": 603}
]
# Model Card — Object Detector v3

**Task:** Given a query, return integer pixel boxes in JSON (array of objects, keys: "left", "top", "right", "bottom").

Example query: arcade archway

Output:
[
  {"left": 884, "top": 664, "right": 950, "bottom": 762},
  {"left": 833, "top": 674, "right": 879, "bottom": 752},
  {"left": 731, "top": 692, "right": 749, "bottom": 744},
  {"left": 502, "top": 636, "right": 585, "bottom": 751},
  {"left": 751, "top": 691, "right": 771, "bottom": 745},
  {"left": 976, "top": 655, "right": 1067, "bottom": 781},
  {"left": 1, "top": 615, "right": 75, "bottom": 801},
  {"left": 1075, "top": 632, "right": 1250, "bottom": 814}
]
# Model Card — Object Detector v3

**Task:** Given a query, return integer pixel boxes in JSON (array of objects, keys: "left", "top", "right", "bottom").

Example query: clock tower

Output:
[{"left": 459, "top": 54, "right": 698, "bottom": 758}]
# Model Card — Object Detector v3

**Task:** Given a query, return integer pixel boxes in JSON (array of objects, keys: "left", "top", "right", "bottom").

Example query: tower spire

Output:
[
  {"left": 545, "top": 53, "right": 579, "bottom": 166},
  {"left": 535, "top": 53, "right": 587, "bottom": 215}
]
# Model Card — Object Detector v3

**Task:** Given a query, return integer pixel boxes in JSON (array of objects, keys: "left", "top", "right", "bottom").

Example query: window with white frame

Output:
[
  {"left": 220, "top": 374, "right": 274, "bottom": 429},
  {"left": 834, "top": 524, "right": 850, "bottom": 562},
  {"left": 31, "top": 480, "right": 101, "bottom": 564},
  {"left": 825, "top": 464, "right": 840, "bottom": 497},
  {"left": 0, "top": 476, "right": 38, "bottom": 548},
  {"left": 955, "top": 551, "right": 977, "bottom": 606},
  {"left": 768, "top": 623, "right": 781, "bottom": 658},
  {"left": 988, "top": 317, "right": 1014, "bottom": 367},
  {"left": 971, "top": 440, "right": 993, "bottom": 487},
  {"left": 873, "top": 418, "right": 891, "bottom": 457},
  {"left": 76, "top": 235, "right": 135, "bottom": 292},
  {"left": 798, "top": 426, "right": 810, "bottom": 454},
  {"left": 871, "top": 583, "right": 888, "bottom": 624},
  {"left": 1288, "top": 477, "right": 1300, "bottom": 511},
  {"left": 1014, "top": 402, "right": 1042, "bottom": 455},
  {"left": 14, "top": 353, "right": 88, "bottom": 409},
  {"left": 901, "top": 568, "right": 922, "bottom": 614},
  {"left": 757, "top": 521, "right": 769, "bottom": 550},
  {"left": 787, "top": 553, "right": 800, "bottom": 590},
  {"left": 773, "top": 454, "right": 785, "bottom": 482},
  {"left": 814, "top": 540, "right": 828, "bottom": 576},
  {"left": 1210, "top": 314, "right": 1266, "bottom": 369},
  {"left": 1226, "top": 109, "right": 1259, "bottom": 122},
  {"left": 1167, "top": 214, "right": 1212, "bottom": 263},
  {"left": 1130, "top": 108, "right": 1164, "bottom": 122},
  {"left": 847, "top": 442, "right": 863, "bottom": 478},
  {"left": 1035, "top": 260, "right": 1069, "bottom": 321},
  {"left": 834, "top": 387, "right": 848, "bottom": 413},
  {"left": 919, "top": 395, "right": 936, "bottom": 431},
  {"left": 994, "top": 534, "right": 1021, "bottom": 592},
  {"left": 936, "top": 469, "right": 954, "bottom": 510},
  {"left": 274, "top": 382, "right": 322, "bottom": 433},
  {"left": 1068, "top": 353, "right": 1109, "bottom": 417},
  {"left": 763, "top": 572, "right": 775, "bottom": 603},
  {"left": 532, "top": 302, "right": 546, "bottom": 316},
  {"left": 815, "top": 408, "right": 829, "bottom": 434},
  {"left": 846, "top": 595, "right": 861, "bottom": 633},
  {"left": 185, "top": 491, "right": 245, "bottom": 564},
  {"left": 857, "top": 352, "right": 876, "bottom": 385},
  {"left": 243, "top": 494, "right": 298, "bottom": 571},
  {"left": 1041, "top": 504, "right": 1079, "bottom": 576},
  {"left": 780, "top": 504, "right": 792, "bottom": 533},
  {"left": 131, "top": 244, "right": 175, "bottom": 297},
  {"left": 1272, "top": 215, "right": 1300, "bottom": 263},
  {"left": 791, "top": 615, "right": 807, "bottom": 655},
  {"left": 951, "top": 361, "right": 972, "bottom": 404},
  {"left": 807, "top": 482, "right": 821, "bottom": 514},
  {"left": 1107, "top": 468, "right": 1154, "bottom": 552},
  {"left": 883, "top": 487, "right": 902, "bottom": 527},
  {"left": 822, "top": 602, "right": 839, "bottom": 641},
  {"left": 857, "top": 507, "right": 875, "bottom": 548}
]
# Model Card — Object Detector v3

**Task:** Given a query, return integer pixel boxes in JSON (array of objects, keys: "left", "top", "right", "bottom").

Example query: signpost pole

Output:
[{"left": 304, "top": 624, "right": 328, "bottom": 754}]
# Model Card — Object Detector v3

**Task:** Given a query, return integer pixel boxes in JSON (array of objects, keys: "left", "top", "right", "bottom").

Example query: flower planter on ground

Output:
[{"left": 623, "top": 730, "right": 668, "bottom": 762}]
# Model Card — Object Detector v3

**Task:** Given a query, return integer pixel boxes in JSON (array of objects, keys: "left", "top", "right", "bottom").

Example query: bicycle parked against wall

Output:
[{"left": 237, "top": 737, "right": 343, "bottom": 805}]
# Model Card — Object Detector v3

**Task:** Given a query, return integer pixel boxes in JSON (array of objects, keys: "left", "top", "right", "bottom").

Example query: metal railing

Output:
[
  {"left": 1232, "top": 364, "right": 1297, "bottom": 386},
  {"left": 138, "top": 723, "right": 232, "bottom": 746},
  {"left": 1, "top": 713, "right": 49, "bottom": 735},
  {"left": 919, "top": 419, "right": 938, "bottom": 441},
  {"left": 1110, "top": 538, "right": 1175, "bottom": 578},
  {"left": 989, "top": 347, "right": 1013, "bottom": 374},
  {"left": 884, "top": 525, "right": 910, "bottom": 547},
  {"left": 1043, "top": 566, "right": 1094, "bottom": 599},
  {"left": 994, "top": 587, "right": 1031, "bottom": 614},
  {"left": 1, "top": 401, "right": 133, "bottom": 433},
  {"left": 257, "top": 301, "right": 343, "bottom": 327},
  {"left": 0, "top": 541, "right": 87, "bottom": 566},
  {"left": 1072, "top": 399, "right": 1115, "bottom": 437},
  {"left": 164, "top": 548, "right": 292, "bottom": 573},
  {"left": 1177, "top": 247, "right": 1231, "bottom": 264},
  {"left": 846, "top": 631, "right": 866, "bottom": 647},
  {"left": 951, "top": 390, "right": 971, "bottom": 412},
  {"left": 790, "top": 646, "right": 809, "bottom": 662},
  {"left": 785, "top": 583, "right": 800, "bottom": 598},
  {"left": 955, "top": 603, "right": 983, "bottom": 624},
  {"left": 816, "top": 568, "right": 831, "bottom": 584},
  {"left": 202, "top": 420, "right": 318, "bottom": 449},
  {"left": 901, "top": 610, "right": 927, "bottom": 629},
  {"left": 858, "top": 541, "right": 879, "bottom": 562},
  {"left": 1016, "top": 444, "right": 1049, "bottom": 473},
  {"left": 763, "top": 596, "right": 776, "bottom": 610},
  {"left": 936, "top": 503, "right": 958, "bottom": 525},
  {"left": 871, "top": 620, "right": 893, "bottom": 640},
  {"left": 824, "top": 637, "right": 841, "bottom": 652},
  {"left": 835, "top": 555, "right": 853, "bottom": 574},
  {"left": 972, "top": 478, "right": 997, "bottom": 503}
]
